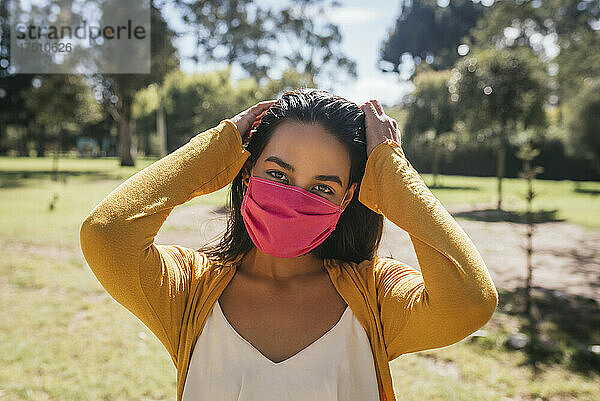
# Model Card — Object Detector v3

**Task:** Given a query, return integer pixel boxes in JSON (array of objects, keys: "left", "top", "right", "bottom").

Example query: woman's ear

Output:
[{"left": 241, "top": 165, "right": 252, "bottom": 187}]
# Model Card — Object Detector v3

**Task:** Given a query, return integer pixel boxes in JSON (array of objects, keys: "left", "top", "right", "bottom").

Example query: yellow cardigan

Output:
[{"left": 79, "top": 119, "right": 499, "bottom": 401}]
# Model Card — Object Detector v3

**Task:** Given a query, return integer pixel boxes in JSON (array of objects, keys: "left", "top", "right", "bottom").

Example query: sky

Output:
[{"left": 162, "top": 0, "right": 414, "bottom": 107}]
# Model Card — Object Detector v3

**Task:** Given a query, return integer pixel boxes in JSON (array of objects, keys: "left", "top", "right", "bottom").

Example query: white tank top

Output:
[{"left": 181, "top": 300, "right": 380, "bottom": 401}]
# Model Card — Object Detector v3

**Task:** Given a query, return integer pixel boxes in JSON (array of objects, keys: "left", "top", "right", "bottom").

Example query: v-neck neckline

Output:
[{"left": 215, "top": 299, "right": 350, "bottom": 366}]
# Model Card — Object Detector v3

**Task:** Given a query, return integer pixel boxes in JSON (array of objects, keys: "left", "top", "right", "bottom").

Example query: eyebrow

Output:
[{"left": 264, "top": 156, "right": 343, "bottom": 187}]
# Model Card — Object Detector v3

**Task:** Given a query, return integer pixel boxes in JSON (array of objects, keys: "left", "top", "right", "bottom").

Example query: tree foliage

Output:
[
  {"left": 404, "top": 69, "right": 456, "bottom": 186},
  {"left": 170, "top": 0, "right": 357, "bottom": 87},
  {"left": 132, "top": 66, "right": 316, "bottom": 155},
  {"left": 469, "top": 0, "right": 600, "bottom": 103},
  {"left": 90, "top": 2, "right": 179, "bottom": 166},
  {"left": 563, "top": 78, "right": 600, "bottom": 173},
  {"left": 380, "top": 0, "right": 484, "bottom": 75},
  {"left": 404, "top": 69, "right": 455, "bottom": 139},
  {"left": 450, "top": 46, "right": 548, "bottom": 209},
  {"left": 449, "top": 47, "right": 548, "bottom": 136}
]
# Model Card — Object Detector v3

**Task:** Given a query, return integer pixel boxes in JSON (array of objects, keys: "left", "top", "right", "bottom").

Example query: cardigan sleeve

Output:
[
  {"left": 79, "top": 120, "right": 250, "bottom": 366},
  {"left": 357, "top": 138, "right": 499, "bottom": 361}
]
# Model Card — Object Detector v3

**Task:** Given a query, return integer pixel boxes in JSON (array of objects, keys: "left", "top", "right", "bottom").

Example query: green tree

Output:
[
  {"left": 170, "top": 0, "right": 357, "bottom": 88},
  {"left": 22, "top": 74, "right": 103, "bottom": 178},
  {"left": 563, "top": 78, "right": 600, "bottom": 174},
  {"left": 133, "top": 66, "right": 315, "bottom": 155},
  {"left": 404, "top": 69, "right": 456, "bottom": 187},
  {"left": 136, "top": 0, "right": 354, "bottom": 159},
  {"left": 469, "top": 0, "right": 600, "bottom": 104},
  {"left": 515, "top": 142, "right": 544, "bottom": 320},
  {"left": 132, "top": 84, "right": 161, "bottom": 157},
  {"left": 449, "top": 47, "right": 548, "bottom": 210},
  {"left": 92, "top": 2, "right": 179, "bottom": 166},
  {"left": 380, "top": 0, "right": 484, "bottom": 76},
  {"left": 0, "top": 0, "right": 43, "bottom": 156}
]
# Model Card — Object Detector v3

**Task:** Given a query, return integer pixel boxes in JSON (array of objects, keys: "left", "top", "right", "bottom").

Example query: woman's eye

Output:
[
  {"left": 268, "top": 171, "right": 333, "bottom": 194},
  {"left": 315, "top": 184, "right": 334, "bottom": 194},
  {"left": 267, "top": 170, "right": 286, "bottom": 180}
]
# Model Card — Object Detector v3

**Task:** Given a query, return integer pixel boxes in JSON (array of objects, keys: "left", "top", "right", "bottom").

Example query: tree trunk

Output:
[
  {"left": 432, "top": 135, "right": 440, "bottom": 187},
  {"left": 0, "top": 119, "right": 8, "bottom": 155},
  {"left": 36, "top": 124, "right": 46, "bottom": 157},
  {"left": 52, "top": 129, "right": 62, "bottom": 181},
  {"left": 130, "top": 116, "right": 137, "bottom": 160},
  {"left": 496, "top": 131, "right": 506, "bottom": 211},
  {"left": 19, "top": 125, "right": 29, "bottom": 156},
  {"left": 119, "top": 97, "right": 135, "bottom": 167},
  {"left": 525, "top": 184, "right": 533, "bottom": 319},
  {"left": 157, "top": 93, "right": 167, "bottom": 157},
  {"left": 143, "top": 131, "right": 152, "bottom": 157}
]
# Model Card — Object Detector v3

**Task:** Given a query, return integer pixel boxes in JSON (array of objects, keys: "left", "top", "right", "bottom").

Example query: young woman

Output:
[{"left": 80, "top": 88, "right": 499, "bottom": 401}]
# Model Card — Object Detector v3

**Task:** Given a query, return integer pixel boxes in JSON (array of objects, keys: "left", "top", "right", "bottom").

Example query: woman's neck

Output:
[{"left": 238, "top": 247, "right": 326, "bottom": 283}]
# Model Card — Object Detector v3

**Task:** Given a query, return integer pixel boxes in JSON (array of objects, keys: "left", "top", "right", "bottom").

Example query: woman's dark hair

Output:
[{"left": 196, "top": 87, "right": 384, "bottom": 266}]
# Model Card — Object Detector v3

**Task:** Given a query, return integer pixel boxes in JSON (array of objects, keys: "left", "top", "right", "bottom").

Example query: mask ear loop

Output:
[{"left": 339, "top": 185, "right": 351, "bottom": 210}]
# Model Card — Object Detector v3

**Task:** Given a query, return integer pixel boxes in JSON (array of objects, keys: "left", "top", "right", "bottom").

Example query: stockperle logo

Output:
[{"left": 9, "top": 0, "right": 150, "bottom": 74}]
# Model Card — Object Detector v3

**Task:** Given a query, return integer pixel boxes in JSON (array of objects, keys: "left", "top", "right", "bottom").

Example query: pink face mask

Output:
[{"left": 241, "top": 170, "right": 350, "bottom": 258}]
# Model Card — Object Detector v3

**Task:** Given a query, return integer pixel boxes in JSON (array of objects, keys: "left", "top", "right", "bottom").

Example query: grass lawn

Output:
[{"left": 0, "top": 156, "right": 598, "bottom": 400}]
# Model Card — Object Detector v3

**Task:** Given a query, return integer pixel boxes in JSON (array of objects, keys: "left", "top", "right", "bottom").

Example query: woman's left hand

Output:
[
  {"left": 229, "top": 99, "right": 278, "bottom": 143},
  {"left": 360, "top": 99, "right": 402, "bottom": 158}
]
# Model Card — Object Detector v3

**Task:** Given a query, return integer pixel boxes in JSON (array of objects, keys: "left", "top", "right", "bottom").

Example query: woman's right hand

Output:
[{"left": 229, "top": 99, "right": 278, "bottom": 143}]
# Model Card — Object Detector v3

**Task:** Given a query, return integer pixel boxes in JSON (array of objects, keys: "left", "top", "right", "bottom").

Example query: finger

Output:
[
  {"left": 252, "top": 101, "right": 276, "bottom": 119},
  {"left": 363, "top": 101, "right": 384, "bottom": 122},
  {"left": 256, "top": 109, "right": 268, "bottom": 118},
  {"left": 250, "top": 109, "right": 269, "bottom": 131},
  {"left": 388, "top": 119, "right": 401, "bottom": 142},
  {"left": 362, "top": 103, "right": 380, "bottom": 131},
  {"left": 251, "top": 116, "right": 263, "bottom": 129},
  {"left": 370, "top": 99, "right": 384, "bottom": 116},
  {"left": 254, "top": 100, "right": 277, "bottom": 112},
  {"left": 361, "top": 101, "right": 374, "bottom": 116}
]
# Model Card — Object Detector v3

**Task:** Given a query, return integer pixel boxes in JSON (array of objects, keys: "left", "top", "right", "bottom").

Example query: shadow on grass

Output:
[
  {"left": 0, "top": 170, "right": 131, "bottom": 188},
  {"left": 573, "top": 187, "right": 600, "bottom": 196},
  {"left": 452, "top": 208, "right": 565, "bottom": 224},
  {"left": 428, "top": 183, "right": 480, "bottom": 191},
  {"left": 496, "top": 287, "right": 600, "bottom": 377}
]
